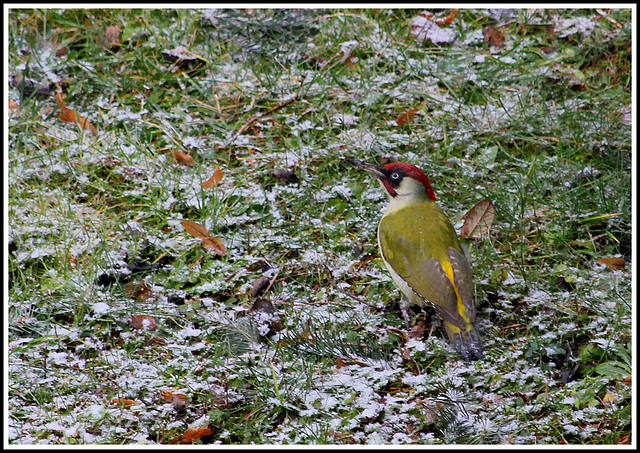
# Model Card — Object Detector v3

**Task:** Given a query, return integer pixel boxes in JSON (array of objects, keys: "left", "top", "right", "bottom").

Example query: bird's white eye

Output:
[{"left": 391, "top": 172, "right": 400, "bottom": 180}]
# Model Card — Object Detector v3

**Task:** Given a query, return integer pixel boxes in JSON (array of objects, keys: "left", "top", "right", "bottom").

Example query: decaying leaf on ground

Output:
[
  {"left": 56, "top": 90, "right": 98, "bottom": 136},
  {"left": 112, "top": 398, "right": 141, "bottom": 409},
  {"left": 597, "top": 257, "right": 627, "bottom": 270},
  {"left": 103, "top": 25, "right": 122, "bottom": 51},
  {"left": 270, "top": 168, "right": 300, "bottom": 185},
  {"left": 181, "top": 220, "right": 227, "bottom": 256},
  {"left": 396, "top": 105, "right": 419, "bottom": 126},
  {"left": 169, "top": 427, "right": 212, "bottom": 444},
  {"left": 124, "top": 281, "right": 155, "bottom": 302},
  {"left": 248, "top": 297, "right": 283, "bottom": 337},
  {"left": 460, "top": 199, "right": 496, "bottom": 239},
  {"left": 483, "top": 25, "right": 506, "bottom": 47},
  {"left": 161, "top": 48, "right": 207, "bottom": 72},
  {"left": 168, "top": 150, "right": 195, "bottom": 166},
  {"left": 130, "top": 314, "right": 158, "bottom": 331},
  {"left": 202, "top": 167, "right": 225, "bottom": 188}
]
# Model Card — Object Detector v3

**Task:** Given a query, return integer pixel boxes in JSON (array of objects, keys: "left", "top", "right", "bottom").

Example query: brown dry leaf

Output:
[
  {"left": 248, "top": 297, "right": 283, "bottom": 336},
  {"left": 103, "top": 26, "right": 122, "bottom": 50},
  {"left": 601, "top": 392, "right": 618, "bottom": 404},
  {"left": 202, "top": 236, "right": 227, "bottom": 256},
  {"left": 617, "top": 375, "right": 631, "bottom": 386},
  {"left": 56, "top": 91, "right": 98, "bottom": 136},
  {"left": 130, "top": 314, "right": 158, "bottom": 331},
  {"left": 460, "top": 199, "right": 496, "bottom": 239},
  {"left": 596, "top": 257, "right": 627, "bottom": 270},
  {"left": 161, "top": 390, "right": 188, "bottom": 409},
  {"left": 171, "top": 394, "right": 189, "bottom": 411},
  {"left": 182, "top": 220, "right": 227, "bottom": 255},
  {"left": 248, "top": 297, "right": 277, "bottom": 315},
  {"left": 300, "top": 331, "right": 315, "bottom": 344},
  {"left": 407, "top": 318, "right": 429, "bottom": 339},
  {"left": 169, "top": 150, "right": 195, "bottom": 166},
  {"left": 483, "top": 25, "right": 505, "bottom": 47},
  {"left": 396, "top": 105, "right": 418, "bottom": 126},
  {"left": 442, "top": 8, "right": 458, "bottom": 25},
  {"left": 161, "top": 48, "right": 207, "bottom": 72},
  {"left": 161, "top": 390, "right": 174, "bottom": 402},
  {"left": 112, "top": 398, "right": 140, "bottom": 408},
  {"left": 11, "top": 73, "right": 55, "bottom": 99},
  {"left": 9, "top": 99, "right": 19, "bottom": 112},
  {"left": 202, "top": 167, "right": 225, "bottom": 188},
  {"left": 181, "top": 219, "right": 211, "bottom": 239},
  {"left": 336, "top": 357, "right": 367, "bottom": 368},
  {"left": 169, "top": 427, "right": 213, "bottom": 445},
  {"left": 124, "top": 281, "right": 154, "bottom": 302},
  {"left": 271, "top": 168, "right": 300, "bottom": 185},
  {"left": 251, "top": 276, "right": 271, "bottom": 298},
  {"left": 411, "top": 12, "right": 457, "bottom": 44}
]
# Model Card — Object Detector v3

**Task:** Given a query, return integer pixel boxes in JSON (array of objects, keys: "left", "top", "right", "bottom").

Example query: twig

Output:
[
  {"left": 264, "top": 264, "right": 284, "bottom": 295},
  {"left": 229, "top": 75, "right": 306, "bottom": 143},
  {"left": 322, "top": 264, "right": 367, "bottom": 305}
]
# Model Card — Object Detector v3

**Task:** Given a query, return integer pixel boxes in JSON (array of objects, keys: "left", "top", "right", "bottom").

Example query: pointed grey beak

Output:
[{"left": 344, "top": 158, "right": 385, "bottom": 180}]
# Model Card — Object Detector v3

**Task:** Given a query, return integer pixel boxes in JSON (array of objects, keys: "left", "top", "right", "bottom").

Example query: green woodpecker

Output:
[{"left": 345, "top": 158, "right": 483, "bottom": 361}]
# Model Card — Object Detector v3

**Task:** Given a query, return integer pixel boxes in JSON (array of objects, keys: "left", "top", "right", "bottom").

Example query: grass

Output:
[{"left": 6, "top": 7, "right": 633, "bottom": 445}]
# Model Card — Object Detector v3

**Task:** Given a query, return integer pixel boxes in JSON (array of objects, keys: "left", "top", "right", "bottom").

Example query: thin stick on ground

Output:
[{"left": 229, "top": 75, "right": 306, "bottom": 144}]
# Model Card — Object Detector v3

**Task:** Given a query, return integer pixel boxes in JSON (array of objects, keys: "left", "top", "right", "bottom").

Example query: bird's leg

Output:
[{"left": 399, "top": 298, "right": 412, "bottom": 328}]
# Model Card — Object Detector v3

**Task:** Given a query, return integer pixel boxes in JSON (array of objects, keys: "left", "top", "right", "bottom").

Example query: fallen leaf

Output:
[
  {"left": 300, "top": 331, "right": 315, "bottom": 344},
  {"left": 162, "top": 48, "right": 207, "bottom": 72},
  {"left": 202, "top": 167, "right": 225, "bottom": 188},
  {"left": 597, "top": 257, "right": 627, "bottom": 270},
  {"left": 248, "top": 297, "right": 283, "bottom": 336},
  {"left": 601, "top": 392, "right": 617, "bottom": 404},
  {"left": 169, "top": 150, "right": 195, "bottom": 166},
  {"left": 617, "top": 375, "right": 631, "bottom": 386},
  {"left": 407, "top": 318, "right": 429, "bottom": 339},
  {"left": 483, "top": 25, "right": 505, "bottom": 47},
  {"left": 201, "top": 236, "right": 227, "bottom": 256},
  {"left": 171, "top": 394, "right": 188, "bottom": 411},
  {"left": 161, "top": 391, "right": 188, "bottom": 407},
  {"left": 11, "top": 73, "right": 55, "bottom": 99},
  {"left": 112, "top": 398, "right": 140, "bottom": 408},
  {"left": 443, "top": 9, "right": 458, "bottom": 24},
  {"left": 161, "top": 390, "right": 174, "bottom": 402},
  {"left": 124, "top": 281, "right": 154, "bottom": 302},
  {"left": 56, "top": 91, "right": 98, "bottom": 136},
  {"left": 181, "top": 219, "right": 211, "bottom": 239},
  {"left": 336, "top": 357, "right": 367, "bottom": 368},
  {"left": 270, "top": 169, "right": 300, "bottom": 185},
  {"left": 396, "top": 105, "right": 418, "bottom": 126},
  {"left": 460, "top": 199, "right": 496, "bottom": 239},
  {"left": 250, "top": 276, "right": 271, "bottom": 298},
  {"left": 103, "top": 26, "right": 122, "bottom": 51},
  {"left": 411, "top": 13, "right": 457, "bottom": 44},
  {"left": 169, "top": 427, "right": 213, "bottom": 445},
  {"left": 130, "top": 314, "right": 158, "bottom": 331},
  {"left": 9, "top": 99, "right": 19, "bottom": 112},
  {"left": 182, "top": 220, "right": 227, "bottom": 256},
  {"left": 441, "top": 9, "right": 459, "bottom": 25}
]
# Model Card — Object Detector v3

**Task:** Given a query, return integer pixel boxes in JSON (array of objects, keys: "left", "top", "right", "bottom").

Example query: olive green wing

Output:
[
  {"left": 379, "top": 208, "right": 470, "bottom": 328},
  {"left": 447, "top": 247, "right": 476, "bottom": 321}
]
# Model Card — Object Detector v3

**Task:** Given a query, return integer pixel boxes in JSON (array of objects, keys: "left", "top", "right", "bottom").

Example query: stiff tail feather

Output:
[{"left": 444, "top": 321, "right": 483, "bottom": 362}]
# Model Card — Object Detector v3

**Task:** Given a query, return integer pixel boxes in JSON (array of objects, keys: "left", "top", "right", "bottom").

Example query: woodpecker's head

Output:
[{"left": 345, "top": 158, "right": 436, "bottom": 201}]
